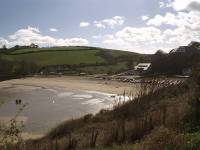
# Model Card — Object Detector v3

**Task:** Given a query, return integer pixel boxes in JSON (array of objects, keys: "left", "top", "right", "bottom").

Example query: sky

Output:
[{"left": 0, "top": 0, "right": 200, "bottom": 54}]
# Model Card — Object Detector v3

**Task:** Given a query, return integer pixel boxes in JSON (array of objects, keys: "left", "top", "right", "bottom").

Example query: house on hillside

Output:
[
  {"left": 170, "top": 42, "right": 200, "bottom": 54},
  {"left": 174, "top": 46, "right": 187, "bottom": 53},
  {"left": 182, "top": 68, "right": 192, "bottom": 76},
  {"left": 189, "top": 41, "right": 200, "bottom": 47},
  {"left": 30, "top": 43, "right": 39, "bottom": 48},
  {"left": 134, "top": 63, "right": 151, "bottom": 74},
  {"left": 189, "top": 41, "right": 200, "bottom": 50}
]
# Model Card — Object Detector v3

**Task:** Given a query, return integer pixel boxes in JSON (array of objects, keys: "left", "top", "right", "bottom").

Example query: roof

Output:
[
  {"left": 176, "top": 46, "right": 187, "bottom": 52},
  {"left": 134, "top": 63, "right": 151, "bottom": 71}
]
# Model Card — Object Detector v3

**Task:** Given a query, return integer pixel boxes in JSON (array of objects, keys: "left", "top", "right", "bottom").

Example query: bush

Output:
[
  {"left": 140, "top": 127, "right": 186, "bottom": 150},
  {"left": 0, "top": 103, "right": 26, "bottom": 150}
]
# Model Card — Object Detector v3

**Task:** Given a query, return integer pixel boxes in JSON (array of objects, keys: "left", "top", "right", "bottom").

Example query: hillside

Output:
[
  {"left": 150, "top": 42, "right": 200, "bottom": 75},
  {"left": 1, "top": 42, "right": 200, "bottom": 79},
  {"left": 0, "top": 46, "right": 150, "bottom": 79},
  {"left": 0, "top": 46, "right": 141, "bottom": 66}
]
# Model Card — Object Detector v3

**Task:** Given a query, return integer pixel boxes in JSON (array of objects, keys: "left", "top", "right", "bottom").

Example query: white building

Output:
[{"left": 134, "top": 63, "right": 151, "bottom": 73}]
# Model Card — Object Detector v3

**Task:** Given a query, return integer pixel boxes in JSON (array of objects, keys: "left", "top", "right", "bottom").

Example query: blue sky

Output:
[{"left": 0, "top": 0, "right": 200, "bottom": 53}]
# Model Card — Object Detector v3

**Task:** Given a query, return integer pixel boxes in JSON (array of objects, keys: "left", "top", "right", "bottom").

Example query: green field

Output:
[
  {"left": 1, "top": 46, "right": 139, "bottom": 66},
  {"left": 80, "top": 62, "right": 127, "bottom": 74},
  {"left": 0, "top": 46, "right": 147, "bottom": 75},
  {"left": 3, "top": 50, "right": 105, "bottom": 66}
]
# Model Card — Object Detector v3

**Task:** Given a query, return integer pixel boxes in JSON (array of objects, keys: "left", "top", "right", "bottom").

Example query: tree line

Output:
[
  {"left": 0, "top": 57, "right": 39, "bottom": 81},
  {"left": 0, "top": 43, "right": 39, "bottom": 51}
]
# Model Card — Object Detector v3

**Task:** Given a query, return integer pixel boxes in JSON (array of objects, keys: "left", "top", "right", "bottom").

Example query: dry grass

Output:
[{"left": 139, "top": 127, "right": 186, "bottom": 150}]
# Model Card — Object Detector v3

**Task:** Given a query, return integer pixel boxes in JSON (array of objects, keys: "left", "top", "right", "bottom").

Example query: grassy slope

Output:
[
  {"left": 3, "top": 50, "right": 104, "bottom": 66},
  {"left": 92, "top": 144, "right": 139, "bottom": 150},
  {"left": 1, "top": 46, "right": 140, "bottom": 66},
  {"left": 81, "top": 63, "right": 127, "bottom": 74},
  {"left": 0, "top": 46, "right": 144, "bottom": 75}
]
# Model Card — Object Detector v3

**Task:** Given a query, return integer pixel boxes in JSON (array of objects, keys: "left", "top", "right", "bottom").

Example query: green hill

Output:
[
  {"left": 1, "top": 46, "right": 141, "bottom": 66},
  {"left": 0, "top": 46, "right": 150, "bottom": 78}
]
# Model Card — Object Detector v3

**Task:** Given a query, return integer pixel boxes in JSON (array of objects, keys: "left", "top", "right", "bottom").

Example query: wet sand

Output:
[
  {"left": 0, "top": 76, "right": 138, "bottom": 139},
  {"left": 0, "top": 76, "right": 137, "bottom": 95}
]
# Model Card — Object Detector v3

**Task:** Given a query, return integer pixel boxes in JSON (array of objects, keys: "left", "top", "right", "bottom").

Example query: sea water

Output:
[{"left": 0, "top": 84, "right": 114, "bottom": 134}]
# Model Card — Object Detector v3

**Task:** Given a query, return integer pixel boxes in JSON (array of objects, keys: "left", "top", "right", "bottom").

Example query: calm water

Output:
[{"left": 0, "top": 84, "right": 114, "bottom": 134}]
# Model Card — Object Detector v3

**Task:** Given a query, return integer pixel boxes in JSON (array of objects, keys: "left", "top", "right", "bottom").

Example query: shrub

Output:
[{"left": 140, "top": 127, "right": 186, "bottom": 150}]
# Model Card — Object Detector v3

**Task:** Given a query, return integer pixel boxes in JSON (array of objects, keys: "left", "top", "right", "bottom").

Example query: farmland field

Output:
[
  {"left": 0, "top": 46, "right": 142, "bottom": 66},
  {"left": 0, "top": 46, "right": 148, "bottom": 76}
]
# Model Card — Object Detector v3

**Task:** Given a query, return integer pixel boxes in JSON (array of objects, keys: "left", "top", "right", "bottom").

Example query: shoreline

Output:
[
  {"left": 0, "top": 76, "right": 138, "bottom": 140},
  {"left": 0, "top": 76, "right": 138, "bottom": 95}
]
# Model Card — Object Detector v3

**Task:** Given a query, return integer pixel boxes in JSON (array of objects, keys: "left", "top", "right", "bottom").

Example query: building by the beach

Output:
[{"left": 134, "top": 63, "right": 151, "bottom": 74}]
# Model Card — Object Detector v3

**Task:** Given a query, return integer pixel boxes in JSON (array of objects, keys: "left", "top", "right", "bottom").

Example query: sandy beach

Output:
[
  {"left": 0, "top": 76, "right": 138, "bottom": 95},
  {"left": 0, "top": 76, "right": 138, "bottom": 139}
]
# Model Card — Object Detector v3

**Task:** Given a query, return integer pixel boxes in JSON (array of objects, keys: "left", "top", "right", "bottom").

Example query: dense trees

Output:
[
  {"left": 0, "top": 56, "right": 13, "bottom": 76},
  {"left": 0, "top": 43, "right": 40, "bottom": 80},
  {"left": 9, "top": 43, "right": 39, "bottom": 51},
  {"left": 0, "top": 56, "right": 39, "bottom": 80},
  {"left": 0, "top": 45, "right": 7, "bottom": 51},
  {"left": 150, "top": 43, "right": 200, "bottom": 75}
]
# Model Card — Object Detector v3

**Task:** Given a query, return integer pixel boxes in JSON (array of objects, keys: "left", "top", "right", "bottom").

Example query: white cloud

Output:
[
  {"left": 2, "top": 26, "right": 89, "bottom": 48},
  {"left": 99, "top": 14, "right": 200, "bottom": 53},
  {"left": 49, "top": 28, "right": 58, "bottom": 32},
  {"left": 159, "top": 0, "right": 172, "bottom": 8},
  {"left": 91, "top": 1, "right": 200, "bottom": 53},
  {"left": 188, "top": 1, "right": 200, "bottom": 11},
  {"left": 146, "top": 13, "right": 177, "bottom": 26},
  {"left": 94, "top": 21, "right": 106, "bottom": 28},
  {"left": 162, "top": 27, "right": 200, "bottom": 45},
  {"left": 27, "top": 26, "right": 40, "bottom": 33},
  {"left": 147, "top": 11, "right": 200, "bottom": 30},
  {"left": 159, "top": 2, "right": 165, "bottom": 8},
  {"left": 141, "top": 15, "right": 149, "bottom": 21},
  {"left": 146, "top": 7, "right": 200, "bottom": 46},
  {"left": 80, "top": 22, "right": 90, "bottom": 27},
  {"left": 94, "top": 16, "right": 125, "bottom": 29},
  {"left": 169, "top": 0, "right": 200, "bottom": 11},
  {"left": 0, "top": 38, "right": 9, "bottom": 48},
  {"left": 99, "top": 26, "right": 169, "bottom": 53},
  {"left": 114, "top": 27, "right": 163, "bottom": 42},
  {"left": 92, "top": 35, "right": 102, "bottom": 39},
  {"left": 115, "top": 0, "right": 198, "bottom": 53}
]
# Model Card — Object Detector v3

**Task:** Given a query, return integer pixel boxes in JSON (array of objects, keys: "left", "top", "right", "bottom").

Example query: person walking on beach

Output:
[{"left": 15, "top": 99, "right": 22, "bottom": 105}]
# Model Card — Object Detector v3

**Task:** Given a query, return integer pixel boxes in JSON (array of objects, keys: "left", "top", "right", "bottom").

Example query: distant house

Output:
[
  {"left": 170, "top": 42, "right": 200, "bottom": 54},
  {"left": 182, "top": 68, "right": 192, "bottom": 76},
  {"left": 189, "top": 41, "right": 200, "bottom": 50},
  {"left": 188, "top": 41, "right": 200, "bottom": 48},
  {"left": 79, "top": 72, "right": 87, "bottom": 76},
  {"left": 174, "top": 46, "right": 187, "bottom": 53},
  {"left": 170, "top": 47, "right": 187, "bottom": 53},
  {"left": 169, "top": 49, "right": 176, "bottom": 53},
  {"left": 30, "top": 43, "right": 39, "bottom": 48},
  {"left": 134, "top": 63, "right": 151, "bottom": 74}
]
